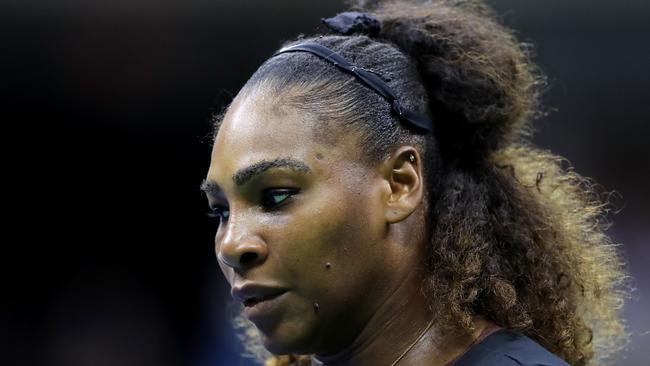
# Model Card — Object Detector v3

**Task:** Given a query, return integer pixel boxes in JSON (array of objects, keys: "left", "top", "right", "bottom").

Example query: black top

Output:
[{"left": 454, "top": 329, "right": 570, "bottom": 366}]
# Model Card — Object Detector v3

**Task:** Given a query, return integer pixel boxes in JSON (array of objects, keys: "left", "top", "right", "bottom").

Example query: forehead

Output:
[
  {"left": 206, "top": 92, "right": 361, "bottom": 188},
  {"left": 216, "top": 95, "right": 313, "bottom": 159}
]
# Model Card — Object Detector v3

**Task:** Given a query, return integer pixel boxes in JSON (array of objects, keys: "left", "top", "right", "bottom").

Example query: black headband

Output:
[{"left": 272, "top": 42, "right": 433, "bottom": 133}]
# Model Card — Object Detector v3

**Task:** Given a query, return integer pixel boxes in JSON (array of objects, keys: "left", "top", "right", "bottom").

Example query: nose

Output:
[{"left": 216, "top": 221, "right": 268, "bottom": 271}]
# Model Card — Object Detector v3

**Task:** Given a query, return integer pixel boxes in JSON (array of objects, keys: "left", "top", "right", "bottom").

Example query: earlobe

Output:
[{"left": 383, "top": 147, "right": 424, "bottom": 224}]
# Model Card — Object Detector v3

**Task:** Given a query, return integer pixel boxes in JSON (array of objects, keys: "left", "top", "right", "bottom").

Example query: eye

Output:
[
  {"left": 261, "top": 188, "right": 299, "bottom": 209},
  {"left": 206, "top": 188, "right": 297, "bottom": 224},
  {"left": 206, "top": 205, "right": 230, "bottom": 225}
]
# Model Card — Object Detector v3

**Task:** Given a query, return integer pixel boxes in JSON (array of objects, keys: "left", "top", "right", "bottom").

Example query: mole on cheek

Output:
[
  {"left": 316, "top": 152, "right": 324, "bottom": 160},
  {"left": 325, "top": 262, "right": 331, "bottom": 269}
]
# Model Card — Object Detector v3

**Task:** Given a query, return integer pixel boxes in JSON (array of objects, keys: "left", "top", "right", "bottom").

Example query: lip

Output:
[{"left": 231, "top": 283, "right": 289, "bottom": 319}]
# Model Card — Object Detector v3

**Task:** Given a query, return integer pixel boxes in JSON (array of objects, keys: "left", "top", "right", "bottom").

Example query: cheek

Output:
[
  {"left": 271, "top": 186, "right": 387, "bottom": 301},
  {"left": 251, "top": 172, "right": 389, "bottom": 352}
]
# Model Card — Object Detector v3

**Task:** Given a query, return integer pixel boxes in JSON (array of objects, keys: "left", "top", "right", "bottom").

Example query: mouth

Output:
[
  {"left": 231, "top": 284, "right": 289, "bottom": 321},
  {"left": 243, "top": 292, "right": 285, "bottom": 307},
  {"left": 243, "top": 290, "right": 289, "bottom": 322},
  {"left": 231, "top": 283, "right": 288, "bottom": 307}
]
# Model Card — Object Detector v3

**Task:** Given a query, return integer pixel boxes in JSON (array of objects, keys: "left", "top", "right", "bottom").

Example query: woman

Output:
[{"left": 201, "top": 1, "right": 629, "bottom": 365}]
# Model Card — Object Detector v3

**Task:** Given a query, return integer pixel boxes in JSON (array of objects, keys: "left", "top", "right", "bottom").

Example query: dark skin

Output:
[{"left": 203, "top": 88, "right": 490, "bottom": 365}]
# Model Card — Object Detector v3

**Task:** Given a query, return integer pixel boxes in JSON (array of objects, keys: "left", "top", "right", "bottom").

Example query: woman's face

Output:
[{"left": 203, "top": 91, "right": 405, "bottom": 354}]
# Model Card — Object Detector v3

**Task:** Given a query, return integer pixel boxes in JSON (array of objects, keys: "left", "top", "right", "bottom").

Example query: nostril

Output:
[{"left": 240, "top": 252, "right": 258, "bottom": 265}]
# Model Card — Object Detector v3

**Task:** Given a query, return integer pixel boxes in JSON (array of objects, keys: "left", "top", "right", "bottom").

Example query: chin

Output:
[
  {"left": 262, "top": 336, "right": 294, "bottom": 355},
  {"left": 257, "top": 319, "right": 317, "bottom": 356}
]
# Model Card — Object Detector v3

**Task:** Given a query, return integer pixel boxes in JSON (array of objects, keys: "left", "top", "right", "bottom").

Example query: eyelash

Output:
[{"left": 206, "top": 188, "right": 299, "bottom": 225}]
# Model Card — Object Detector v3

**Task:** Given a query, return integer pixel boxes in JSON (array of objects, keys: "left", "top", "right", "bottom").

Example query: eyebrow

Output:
[{"left": 200, "top": 157, "right": 311, "bottom": 196}]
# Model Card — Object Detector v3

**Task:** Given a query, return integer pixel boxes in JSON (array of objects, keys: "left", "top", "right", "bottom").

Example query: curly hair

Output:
[{"left": 213, "top": 1, "right": 630, "bottom": 365}]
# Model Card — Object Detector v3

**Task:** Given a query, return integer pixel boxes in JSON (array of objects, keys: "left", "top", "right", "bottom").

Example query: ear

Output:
[{"left": 380, "top": 146, "right": 424, "bottom": 224}]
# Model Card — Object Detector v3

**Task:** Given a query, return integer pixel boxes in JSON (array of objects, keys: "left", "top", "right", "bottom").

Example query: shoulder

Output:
[{"left": 453, "top": 329, "right": 570, "bottom": 366}]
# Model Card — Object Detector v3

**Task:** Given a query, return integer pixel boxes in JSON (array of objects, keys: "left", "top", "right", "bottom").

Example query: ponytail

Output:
[{"left": 370, "top": 0, "right": 542, "bottom": 163}]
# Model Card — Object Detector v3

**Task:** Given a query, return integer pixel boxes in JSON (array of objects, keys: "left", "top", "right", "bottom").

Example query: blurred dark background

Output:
[{"left": 2, "top": 1, "right": 648, "bottom": 365}]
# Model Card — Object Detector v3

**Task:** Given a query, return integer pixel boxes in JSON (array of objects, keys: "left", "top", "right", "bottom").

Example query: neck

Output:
[
  {"left": 312, "top": 270, "right": 484, "bottom": 366},
  {"left": 313, "top": 271, "right": 471, "bottom": 366}
]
